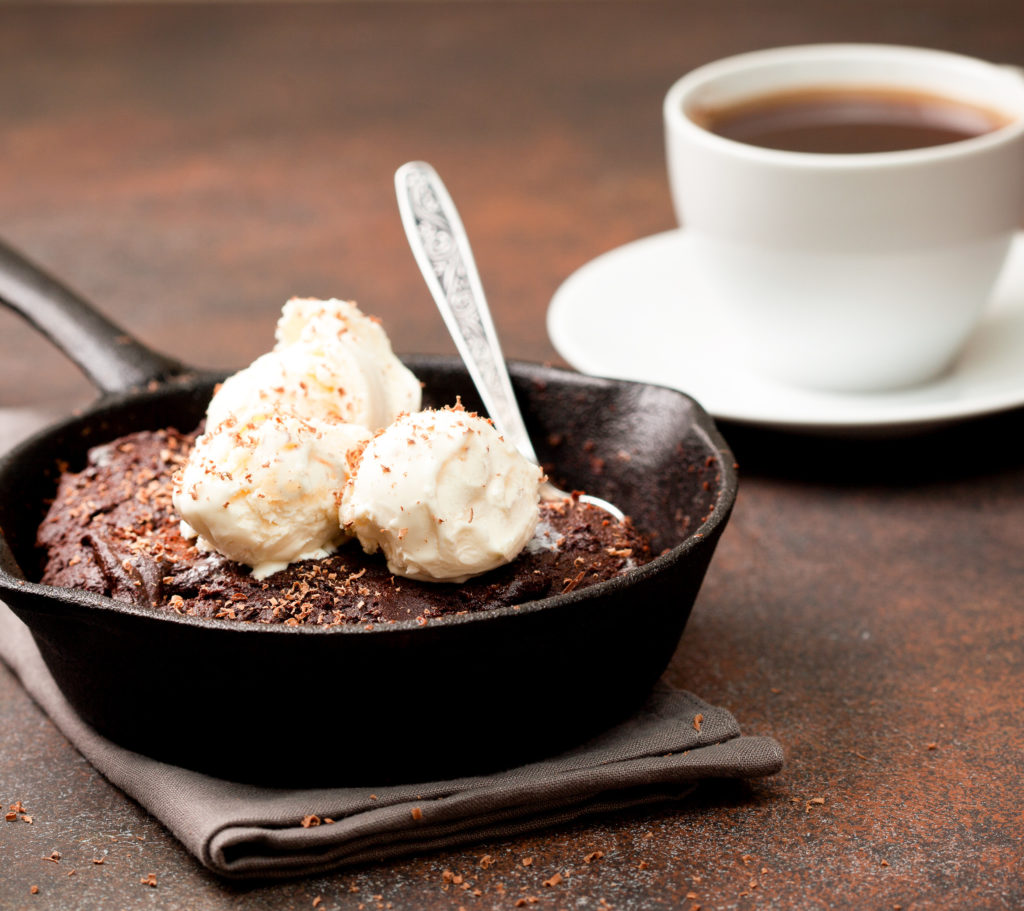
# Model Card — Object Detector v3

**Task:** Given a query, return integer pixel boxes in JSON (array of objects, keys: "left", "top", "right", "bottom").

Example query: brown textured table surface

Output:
[{"left": 1, "top": 2, "right": 1022, "bottom": 909}]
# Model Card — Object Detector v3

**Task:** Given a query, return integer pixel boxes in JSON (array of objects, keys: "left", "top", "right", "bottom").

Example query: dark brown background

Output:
[{"left": 1, "top": 2, "right": 1022, "bottom": 909}]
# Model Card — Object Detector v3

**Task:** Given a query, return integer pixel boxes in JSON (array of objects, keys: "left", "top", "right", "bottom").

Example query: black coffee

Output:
[{"left": 690, "top": 87, "right": 1011, "bottom": 154}]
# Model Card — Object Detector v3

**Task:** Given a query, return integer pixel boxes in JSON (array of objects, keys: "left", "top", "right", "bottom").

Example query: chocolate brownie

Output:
[{"left": 37, "top": 428, "right": 653, "bottom": 626}]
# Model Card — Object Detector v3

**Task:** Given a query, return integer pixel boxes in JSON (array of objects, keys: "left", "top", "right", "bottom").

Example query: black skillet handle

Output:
[{"left": 0, "top": 239, "right": 186, "bottom": 396}]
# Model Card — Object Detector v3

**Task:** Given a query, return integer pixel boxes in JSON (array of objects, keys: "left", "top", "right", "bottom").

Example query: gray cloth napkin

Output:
[
  {"left": 0, "top": 605, "right": 782, "bottom": 879},
  {"left": 0, "top": 408, "right": 782, "bottom": 879}
]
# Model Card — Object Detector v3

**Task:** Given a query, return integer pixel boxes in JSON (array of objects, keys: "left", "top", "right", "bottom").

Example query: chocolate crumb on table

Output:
[
  {"left": 7, "top": 800, "right": 33, "bottom": 825},
  {"left": 37, "top": 428, "right": 653, "bottom": 626}
]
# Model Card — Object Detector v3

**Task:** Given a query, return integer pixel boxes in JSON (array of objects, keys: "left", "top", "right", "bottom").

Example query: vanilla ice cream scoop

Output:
[
  {"left": 205, "top": 298, "right": 421, "bottom": 431},
  {"left": 339, "top": 407, "right": 543, "bottom": 583},
  {"left": 173, "top": 413, "right": 371, "bottom": 579}
]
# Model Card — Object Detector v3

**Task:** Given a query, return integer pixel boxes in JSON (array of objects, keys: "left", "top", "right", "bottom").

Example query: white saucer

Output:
[{"left": 548, "top": 229, "right": 1024, "bottom": 434}]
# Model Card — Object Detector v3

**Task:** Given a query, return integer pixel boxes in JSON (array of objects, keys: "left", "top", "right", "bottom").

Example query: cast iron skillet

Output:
[{"left": 0, "top": 240, "right": 737, "bottom": 786}]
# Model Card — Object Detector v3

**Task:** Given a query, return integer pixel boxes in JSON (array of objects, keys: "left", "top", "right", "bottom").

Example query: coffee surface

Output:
[{"left": 691, "top": 86, "right": 1010, "bottom": 154}]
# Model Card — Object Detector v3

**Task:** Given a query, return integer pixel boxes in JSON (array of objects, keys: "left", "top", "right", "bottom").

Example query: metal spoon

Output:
[{"left": 395, "top": 160, "right": 625, "bottom": 522}]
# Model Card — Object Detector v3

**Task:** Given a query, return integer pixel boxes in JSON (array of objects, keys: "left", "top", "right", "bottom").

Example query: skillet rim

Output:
[{"left": 0, "top": 356, "right": 737, "bottom": 637}]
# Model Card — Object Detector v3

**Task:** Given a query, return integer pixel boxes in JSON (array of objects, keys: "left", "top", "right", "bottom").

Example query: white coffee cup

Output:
[{"left": 664, "top": 44, "right": 1024, "bottom": 392}]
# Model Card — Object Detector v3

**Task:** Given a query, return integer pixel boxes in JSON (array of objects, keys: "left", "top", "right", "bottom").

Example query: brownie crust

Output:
[{"left": 37, "top": 428, "right": 653, "bottom": 627}]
